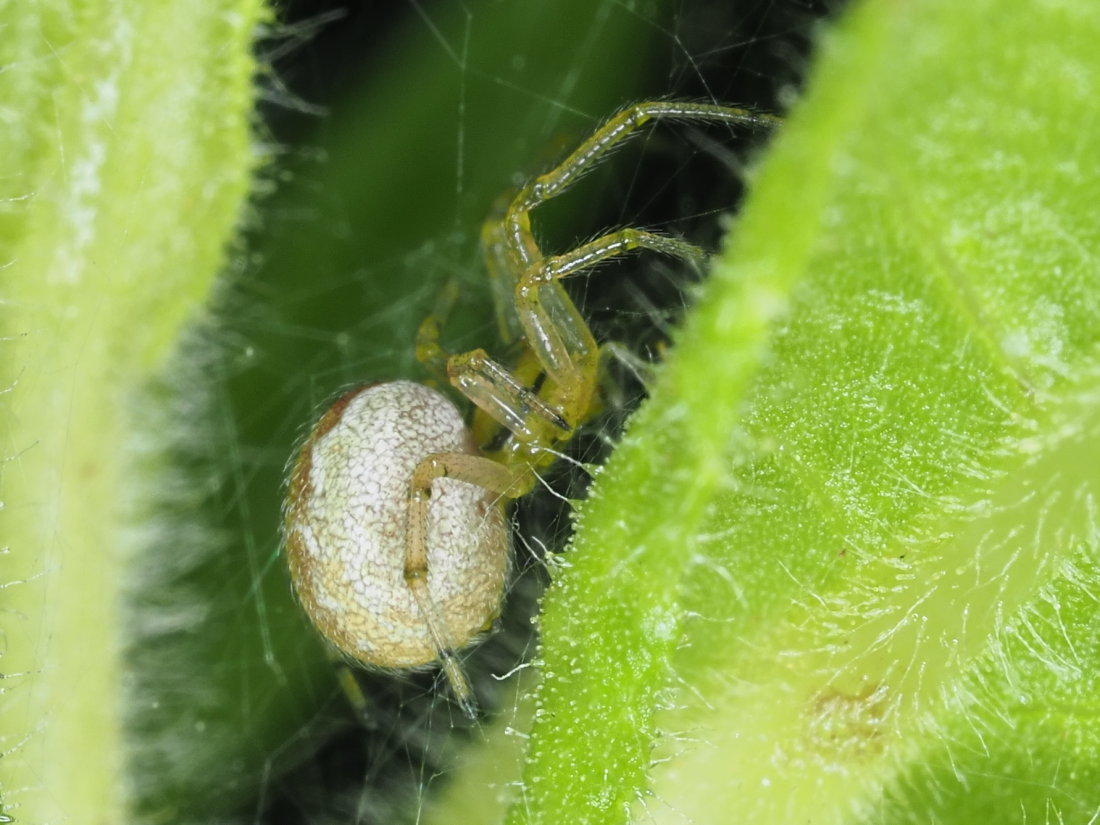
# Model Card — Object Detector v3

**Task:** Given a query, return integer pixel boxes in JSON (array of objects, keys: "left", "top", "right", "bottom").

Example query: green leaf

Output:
[
  {"left": 509, "top": 0, "right": 1100, "bottom": 822},
  {"left": 0, "top": 1, "right": 265, "bottom": 821}
]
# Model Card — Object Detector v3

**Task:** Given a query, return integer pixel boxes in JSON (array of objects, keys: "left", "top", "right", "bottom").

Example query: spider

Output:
[{"left": 283, "top": 101, "right": 777, "bottom": 717}]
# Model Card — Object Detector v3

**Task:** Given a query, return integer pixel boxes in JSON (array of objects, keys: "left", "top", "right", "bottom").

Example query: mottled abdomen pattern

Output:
[{"left": 284, "top": 381, "right": 508, "bottom": 667}]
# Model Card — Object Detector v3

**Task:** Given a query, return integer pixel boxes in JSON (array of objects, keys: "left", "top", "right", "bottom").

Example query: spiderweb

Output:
[{"left": 123, "top": 1, "right": 841, "bottom": 822}]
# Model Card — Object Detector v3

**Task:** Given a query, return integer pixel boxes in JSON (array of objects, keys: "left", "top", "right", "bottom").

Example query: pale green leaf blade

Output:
[
  {"left": 0, "top": 2, "right": 266, "bottom": 821},
  {"left": 511, "top": 0, "right": 1100, "bottom": 822}
]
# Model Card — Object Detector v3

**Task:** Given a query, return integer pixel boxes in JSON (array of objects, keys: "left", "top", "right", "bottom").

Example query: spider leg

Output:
[
  {"left": 415, "top": 278, "right": 460, "bottom": 379},
  {"left": 446, "top": 348, "right": 571, "bottom": 447},
  {"left": 333, "top": 656, "right": 371, "bottom": 718},
  {"left": 481, "top": 102, "right": 776, "bottom": 430},
  {"left": 404, "top": 452, "right": 525, "bottom": 717},
  {"left": 514, "top": 228, "right": 706, "bottom": 393},
  {"left": 542, "top": 228, "right": 707, "bottom": 277},
  {"left": 404, "top": 576, "right": 478, "bottom": 719},
  {"left": 506, "top": 101, "right": 778, "bottom": 233},
  {"left": 482, "top": 218, "right": 529, "bottom": 346},
  {"left": 446, "top": 102, "right": 777, "bottom": 466}
]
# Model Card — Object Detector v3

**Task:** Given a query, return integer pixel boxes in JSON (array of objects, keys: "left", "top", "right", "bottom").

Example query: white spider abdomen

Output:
[{"left": 284, "top": 381, "right": 508, "bottom": 668}]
